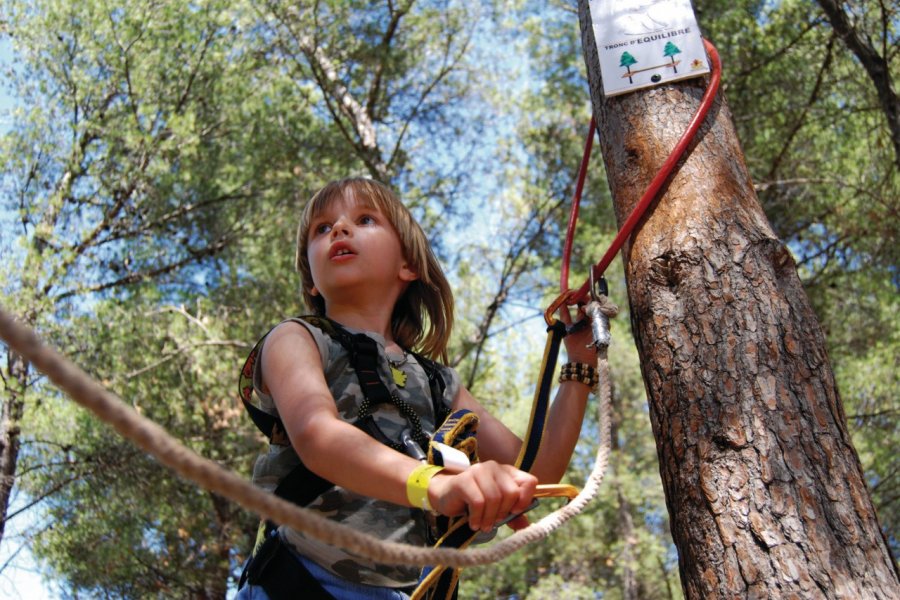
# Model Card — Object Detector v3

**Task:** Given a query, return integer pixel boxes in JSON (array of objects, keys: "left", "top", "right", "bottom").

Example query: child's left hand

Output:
[{"left": 557, "top": 303, "right": 598, "bottom": 365}]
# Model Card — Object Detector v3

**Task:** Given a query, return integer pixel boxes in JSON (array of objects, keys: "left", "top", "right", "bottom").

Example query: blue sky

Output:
[{"left": 0, "top": 37, "right": 13, "bottom": 141}]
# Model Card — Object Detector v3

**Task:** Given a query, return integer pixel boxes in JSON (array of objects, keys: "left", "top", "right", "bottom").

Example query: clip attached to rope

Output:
[
  {"left": 585, "top": 270, "right": 613, "bottom": 350},
  {"left": 589, "top": 268, "right": 608, "bottom": 300}
]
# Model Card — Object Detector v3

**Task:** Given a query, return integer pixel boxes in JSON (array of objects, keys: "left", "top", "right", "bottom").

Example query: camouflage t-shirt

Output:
[{"left": 250, "top": 318, "right": 459, "bottom": 587}]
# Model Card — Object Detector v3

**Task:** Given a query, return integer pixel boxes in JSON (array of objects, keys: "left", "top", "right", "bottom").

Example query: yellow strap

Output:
[{"left": 407, "top": 464, "right": 444, "bottom": 511}]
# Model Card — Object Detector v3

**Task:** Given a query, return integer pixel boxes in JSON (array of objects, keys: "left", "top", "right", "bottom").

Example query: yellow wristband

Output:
[{"left": 406, "top": 464, "right": 444, "bottom": 512}]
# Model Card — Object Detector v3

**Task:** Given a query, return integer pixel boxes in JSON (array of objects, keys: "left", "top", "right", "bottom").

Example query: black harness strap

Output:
[
  {"left": 345, "top": 331, "right": 431, "bottom": 454},
  {"left": 262, "top": 462, "right": 334, "bottom": 535},
  {"left": 413, "top": 350, "right": 449, "bottom": 426},
  {"left": 240, "top": 316, "right": 448, "bottom": 451},
  {"left": 514, "top": 319, "right": 568, "bottom": 472},
  {"left": 239, "top": 341, "right": 283, "bottom": 442}
]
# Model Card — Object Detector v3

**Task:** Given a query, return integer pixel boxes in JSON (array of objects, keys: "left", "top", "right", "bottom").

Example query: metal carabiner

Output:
[
  {"left": 585, "top": 269, "right": 612, "bottom": 350},
  {"left": 544, "top": 289, "right": 574, "bottom": 327},
  {"left": 589, "top": 268, "right": 608, "bottom": 303}
]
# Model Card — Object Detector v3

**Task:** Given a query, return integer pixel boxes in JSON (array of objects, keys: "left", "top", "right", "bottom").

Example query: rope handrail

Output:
[{"left": 0, "top": 304, "right": 613, "bottom": 568}]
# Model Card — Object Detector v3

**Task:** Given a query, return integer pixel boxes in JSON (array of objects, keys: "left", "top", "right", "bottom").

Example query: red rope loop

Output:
[{"left": 552, "top": 38, "right": 722, "bottom": 316}]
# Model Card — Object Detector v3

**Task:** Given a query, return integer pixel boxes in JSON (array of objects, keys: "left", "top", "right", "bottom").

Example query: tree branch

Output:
[
  {"left": 267, "top": 3, "right": 388, "bottom": 179},
  {"left": 123, "top": 339, "right": 251, "bottom": 380},
  {"left": 817, "top": 0, "right": 900, "bottom": 167},
  {"left": 386, "top": 24, "right": 473, "bottom": 175},
  {"left": 452, "top": 193, "right": 565, "bottom": 388},
  {"left": 52, "top": 234, "right": 233, "bottom": 300},
  {"left": 766, "top": 35, "right": 835, "bottom": 180},
  {"left": 91, "top": 190, "right": 251, "bottom": 247},
  {"left": 365, "top": 0, "right": 413, "bottom": 117}
]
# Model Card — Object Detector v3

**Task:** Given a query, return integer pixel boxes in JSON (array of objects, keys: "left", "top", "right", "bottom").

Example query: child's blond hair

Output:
[{"left": 296, "top": 178, "right": 454, "bottom": 361}]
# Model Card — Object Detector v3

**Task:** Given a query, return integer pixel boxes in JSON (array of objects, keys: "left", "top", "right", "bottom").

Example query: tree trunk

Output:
[
  {"left": 204, "top": 492, "right": 233, "bottom": 600},
  {"left": 577, "top": 2, "right": 900, "bottom": 598},
  {"left": 815, "top": 0, "right": 900, "bottom": 169},
  {"left": 0, "top": 350, "right": 27, "bottom": 545}
]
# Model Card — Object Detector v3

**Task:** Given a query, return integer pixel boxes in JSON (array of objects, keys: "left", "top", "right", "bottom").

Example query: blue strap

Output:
[{"left": 515, "top": 320, "right": 568, "bottom": 472}]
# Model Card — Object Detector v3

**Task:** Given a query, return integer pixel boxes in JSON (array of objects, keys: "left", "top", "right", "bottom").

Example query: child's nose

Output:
[{"left": 330, "top": 217, "right": 352, "bottom": 237}]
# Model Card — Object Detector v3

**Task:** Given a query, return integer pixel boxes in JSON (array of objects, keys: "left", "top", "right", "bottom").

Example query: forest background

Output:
[{"left": 0, "top": 0, "right": 896, "bottom": 598}]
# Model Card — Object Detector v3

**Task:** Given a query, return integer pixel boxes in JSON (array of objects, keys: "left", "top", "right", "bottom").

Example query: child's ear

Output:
[
  {"left": 310, "top": 286, "right": 320, "bottom": 296},
  {"left": 399, "top": 263, "right": 418, "bottom": 283}
]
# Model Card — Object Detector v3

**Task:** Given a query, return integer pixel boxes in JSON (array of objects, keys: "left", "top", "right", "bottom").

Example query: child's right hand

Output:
[{"left": 427, "top": 461, "right": 538, "bottom": 533}]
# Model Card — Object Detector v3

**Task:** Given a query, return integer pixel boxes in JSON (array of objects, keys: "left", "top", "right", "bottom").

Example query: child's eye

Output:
[
  {"left": 313, "top": 223, "right": 332, "bottom": 235},
  {"left": 358, "top": 215, "right": 376, "bottom": 226}
]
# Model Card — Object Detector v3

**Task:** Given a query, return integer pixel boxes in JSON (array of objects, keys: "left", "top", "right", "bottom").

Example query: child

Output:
[{"left": 238, "top": 178, "right": 597, "bottom": 599}]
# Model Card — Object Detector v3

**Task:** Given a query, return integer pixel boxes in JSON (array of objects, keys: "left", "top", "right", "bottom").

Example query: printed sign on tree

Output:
[{"left": 588, "top": 0, "right": 710, "bottom": 96}]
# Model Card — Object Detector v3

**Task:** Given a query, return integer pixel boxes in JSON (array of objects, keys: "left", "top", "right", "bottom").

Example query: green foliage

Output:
[
  {"left": 3, "top": 0, "right": 264, "bottom": 304},
  {"left": 1, "top": 0, "right": 896, "bottom": 596},
  {"left": 2, "top": 0, "right": 493, "bottom": 595},
  {"left": 20, "top": 298, "right": 260, "bottom": 596}
]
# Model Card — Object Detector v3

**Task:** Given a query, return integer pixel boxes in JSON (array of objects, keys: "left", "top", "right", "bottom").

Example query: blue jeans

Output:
[{"left": 237, "top": 552, "right": 412, "bottom": 600}]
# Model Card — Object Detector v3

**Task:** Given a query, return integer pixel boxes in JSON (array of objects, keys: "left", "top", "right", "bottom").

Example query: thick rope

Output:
[{"left": 0, "top": 304, "right": 612, "bottom": 567}]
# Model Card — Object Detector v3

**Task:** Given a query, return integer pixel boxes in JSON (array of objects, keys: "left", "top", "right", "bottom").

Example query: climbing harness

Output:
[
  {"left": 236, "top": 314, "right": 580, "bottom": 598},
  {"left": 239, "top": 315, "right": 449, "bottom": 455},
  {"left": 237, "top": 315, "right": 451, "bottom": 592},
  {"left": 0, "top": 39, "right": 722, "bottom": 587}
]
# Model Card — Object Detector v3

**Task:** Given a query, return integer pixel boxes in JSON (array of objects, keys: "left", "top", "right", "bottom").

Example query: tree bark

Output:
[
  {"left": 577, "top": 2, "right": 900, "bottom": 598},
  {"left": 0, "top": 350, "right": 27, "bottom": 545}
]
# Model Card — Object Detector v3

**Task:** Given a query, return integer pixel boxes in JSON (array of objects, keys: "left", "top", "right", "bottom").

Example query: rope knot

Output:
[{"left": 594, "top": 295, "right": 619, "bottom": 318}]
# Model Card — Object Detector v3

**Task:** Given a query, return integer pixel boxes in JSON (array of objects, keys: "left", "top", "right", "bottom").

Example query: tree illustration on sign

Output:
[
  {"left": 620, "top": 51, "right": 638, "bottom": 83},
  {"left": 663, "top": 41, "right": 681, "bottom": 73}
]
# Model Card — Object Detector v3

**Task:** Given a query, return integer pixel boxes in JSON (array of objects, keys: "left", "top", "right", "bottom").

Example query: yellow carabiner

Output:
[
  {"left": 544, "top": 289, "right": 575, "bottom": 327},
  {"left": 534, "top": 483, "right": 579, "bottom": 500}
]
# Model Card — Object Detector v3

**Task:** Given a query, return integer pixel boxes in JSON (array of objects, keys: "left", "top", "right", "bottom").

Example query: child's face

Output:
[{"left": 306, "top": 193, "right": 417, "bottom": 307}]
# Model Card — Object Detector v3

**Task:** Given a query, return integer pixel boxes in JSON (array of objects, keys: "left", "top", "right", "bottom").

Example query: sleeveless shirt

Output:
[{"left": 249, "top": 318, "right": 459, "bottom": 587}]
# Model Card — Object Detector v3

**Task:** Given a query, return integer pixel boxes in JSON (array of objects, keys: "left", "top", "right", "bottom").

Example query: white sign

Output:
[{"left": 589, "top": 0, "right": 710, "bottom": 97}]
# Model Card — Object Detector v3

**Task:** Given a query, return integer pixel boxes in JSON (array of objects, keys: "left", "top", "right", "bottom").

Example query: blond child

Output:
[{"left": 238, "top": 178, "right": 596, "bottom": 599}]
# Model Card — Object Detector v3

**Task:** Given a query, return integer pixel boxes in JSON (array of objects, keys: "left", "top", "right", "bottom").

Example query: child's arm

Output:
[
  {"left": 262, "top": 321, "right": 537, "bottom": 533},
  {"left": 452, "top": 308, "right": 597, "bottom": 484}
]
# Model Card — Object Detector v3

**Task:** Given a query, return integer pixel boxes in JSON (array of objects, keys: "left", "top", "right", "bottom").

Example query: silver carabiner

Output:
[
  {"left": 585, "top": 269, "right": 611, "bottom": 350},
  {"left": 589, "top": 268, "right": 609, "bottom": 303}
]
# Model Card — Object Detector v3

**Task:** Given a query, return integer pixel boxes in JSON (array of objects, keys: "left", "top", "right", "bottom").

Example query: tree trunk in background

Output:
[
  {"left": 0, "top": 350, "right": 27, "bottom": 545},
  {"left": 815, "top": 0, "right": 900, "bottom": 169},
  {"left": 577, "top": 2, "right": 900, "bottom": 598},
  {"left": 615, "top": 483, "right": 638, "bottom": 600},
  {"left": 610, "top": 381, "right": 639, "bottom": 600}
]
